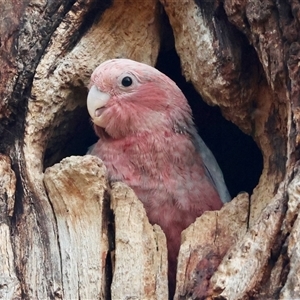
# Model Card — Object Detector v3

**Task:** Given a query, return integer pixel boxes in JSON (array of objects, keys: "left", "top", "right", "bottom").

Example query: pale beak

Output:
[{"left": 87, "top": 85, "right": 111, "bottom": 127}]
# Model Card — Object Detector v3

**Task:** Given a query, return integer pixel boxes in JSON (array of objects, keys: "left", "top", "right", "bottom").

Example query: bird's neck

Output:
[{"left": 94, "top": 124, "right": 169, "bottom": 141}]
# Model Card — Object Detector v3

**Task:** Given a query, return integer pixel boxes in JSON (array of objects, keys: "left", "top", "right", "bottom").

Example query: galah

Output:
[{"left": 87, "top": 58, "right": 230, "bottom": 296}]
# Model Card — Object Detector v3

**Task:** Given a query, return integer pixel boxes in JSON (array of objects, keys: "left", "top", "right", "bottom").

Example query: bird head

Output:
[{"left": 87, "top": 59, "right": 192, "bottom": 138}]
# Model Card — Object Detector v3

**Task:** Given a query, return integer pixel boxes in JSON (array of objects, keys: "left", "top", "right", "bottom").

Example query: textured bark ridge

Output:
[
  {"left": 1, "top": 0, "right": 300, "bottom": 299},
  {"left": 110, "top": 182, "right": 168, "bottom": 300},
  {"left": 44, "top": 156, "right": 109, "bottom": 299},
  {"left": 0, "top": 155, "right": 21, "bottom": 299},
  {"left": 176, "top": 193, "right": 249, "bottom": 298}
]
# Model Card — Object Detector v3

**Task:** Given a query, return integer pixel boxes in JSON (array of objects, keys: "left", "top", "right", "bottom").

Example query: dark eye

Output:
[{"left": 121, "top": 76, "right": 133, "bottom": 87}]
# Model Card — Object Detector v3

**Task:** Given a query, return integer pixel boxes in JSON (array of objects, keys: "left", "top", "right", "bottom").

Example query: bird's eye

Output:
[{"left": 121, "top": 76, "right": 133, "bottom": 87}]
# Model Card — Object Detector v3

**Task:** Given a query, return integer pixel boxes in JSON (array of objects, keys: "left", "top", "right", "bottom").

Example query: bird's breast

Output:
[{"left": 91, "top": 131, "right": 222, "bottom": 211}]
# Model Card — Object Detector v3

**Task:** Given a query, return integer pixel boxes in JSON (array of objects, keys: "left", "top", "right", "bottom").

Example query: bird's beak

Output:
[{"left": 87, "top": 85, "right": 111, "bottom": 127}]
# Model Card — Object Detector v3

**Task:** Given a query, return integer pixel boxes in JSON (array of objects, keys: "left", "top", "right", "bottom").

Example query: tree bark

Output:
[{"left": 0, "top": 0, "right": 299, "bottom": 299}]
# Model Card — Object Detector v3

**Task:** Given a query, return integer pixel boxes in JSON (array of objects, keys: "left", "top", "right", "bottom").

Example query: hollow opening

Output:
[{"left": 43, "top": 104, "right": 98, "bottom": 169}]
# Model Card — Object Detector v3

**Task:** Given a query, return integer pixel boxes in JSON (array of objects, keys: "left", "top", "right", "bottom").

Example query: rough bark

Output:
[
  {"left": 110, "top": 182, "right": 168, "bottom": 300},
  {"left": 176, "top": 193, "right": 249, "bottom": 298},
  {"left": 0, "top": 155, "right": 21, "bottom": 299},
  {"left": 1, "top": 0, "right": 300, "bottom": 299},
  {"left": 43, "top": 155, "right": 109, "bottom": 299}
]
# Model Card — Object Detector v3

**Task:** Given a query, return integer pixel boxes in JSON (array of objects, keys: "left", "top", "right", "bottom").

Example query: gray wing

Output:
[
  {"left": 190, "top": 127, "right": 231, "bottom": 203},
  {"left": 86, "top": 143, "right": 96, "bottom": 154}
]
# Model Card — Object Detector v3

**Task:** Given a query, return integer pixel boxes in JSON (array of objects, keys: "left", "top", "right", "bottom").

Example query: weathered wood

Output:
[
  {"left": 0, "top": 155, "right": 21, "bottom": 299},
  {"left": 0, "top": 1, "right": 22, "bottom": 122},
  {"left": 175, "top": 193, "right": 249, "bottom": 299},
  {"left": 280, "top": 164, "right": 300, "bottom": 298},
  {"left": 44, "top": 155, "right": 109, "bottom": 299},
  {"left": 9, "top": 2, "right": 100, "bottom": 296},
  {"left": 43, "top": 157, "right": 168, "bottom": 300},
  {"left": 110, "top": 182, "right": 168, "bottom": 300},
  {"left": 211, "top": 188, "right": 286, "bottom": 299}
]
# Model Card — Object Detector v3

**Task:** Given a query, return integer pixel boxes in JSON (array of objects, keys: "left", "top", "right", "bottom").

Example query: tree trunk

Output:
[{"left": 0, "top": 0, "right": 299, "bottom": 299}]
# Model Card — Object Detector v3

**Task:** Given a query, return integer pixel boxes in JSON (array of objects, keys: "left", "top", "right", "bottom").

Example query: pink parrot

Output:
[{"left": 87, "top": 59, "right": 230, "bottom": 296}]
